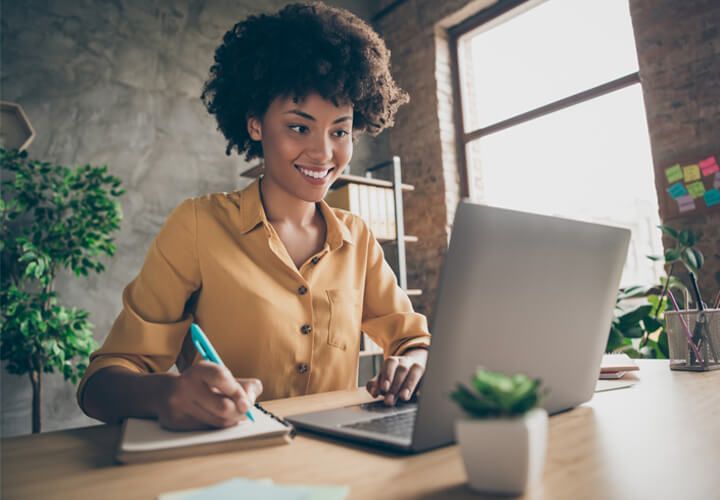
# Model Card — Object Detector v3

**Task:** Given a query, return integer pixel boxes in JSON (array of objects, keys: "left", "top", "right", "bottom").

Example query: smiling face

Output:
[{"left": 247, "top": 93, "right": 353, "bottom": 203}]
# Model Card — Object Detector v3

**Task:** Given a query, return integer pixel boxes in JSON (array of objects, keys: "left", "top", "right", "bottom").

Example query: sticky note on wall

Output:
[
  {"left": 667, "top": 182, "right": 688, "bottom": 199},
  {"left": 704, "top": 188, "right": 720, "bottom": 207},
  {"left": 699, "top": 156, "right": 719, "bottom": 177},
  {"left": 683, "top": 164, "right": 701, "bottom": 182},
  {"left": 676, "top": 195, "right": 696, "bottom": 213},
  {"left": 664, "top": 164, "right": 683, "bottom": 183},
  {"left": 687, "top": 181, "right": 706, "bottom": 199}
]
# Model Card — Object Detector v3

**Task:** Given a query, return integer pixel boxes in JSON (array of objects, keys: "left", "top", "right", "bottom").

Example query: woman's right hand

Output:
[{"left": 156, "top": 361, "right": 263, "bottom": 431}]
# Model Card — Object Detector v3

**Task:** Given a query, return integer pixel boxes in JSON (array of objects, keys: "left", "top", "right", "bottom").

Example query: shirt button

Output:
[
  {"left": 300, "top": 324, "right": 312, "bottom": 335},
  {"left": 297, "top": 363, "right": 309, "bottom": 374},
  {"left": 311, "top": 256, "right": 320, "bottom": 265},
  {"left": 298, "top": 285, "right": 308, "bottom": 295}
]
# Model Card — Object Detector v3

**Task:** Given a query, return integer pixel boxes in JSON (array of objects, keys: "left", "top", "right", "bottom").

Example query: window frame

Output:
[{"left": 449, "top": 0, "right": 641, "bottom": 198}]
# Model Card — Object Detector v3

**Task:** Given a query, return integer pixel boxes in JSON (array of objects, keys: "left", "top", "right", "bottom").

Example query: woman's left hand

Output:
[{"left": 366, "top": 348, "right": 428, "bottom": 406}]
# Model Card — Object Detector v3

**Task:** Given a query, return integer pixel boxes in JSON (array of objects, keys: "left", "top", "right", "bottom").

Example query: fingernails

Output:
[
  {"left": 401, "top": 389, "right": 410, "bottom": 400},
  {"left": 385, "top": 394, "right": 395, "bottom": 405},
  {"left": 382, "top": 380, "right": 390, "bottom": 392}
]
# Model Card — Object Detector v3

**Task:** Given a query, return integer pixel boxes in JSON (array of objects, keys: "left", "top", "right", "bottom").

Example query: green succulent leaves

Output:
[{"left": 450, "top": 369, "right": 546, "bottom": 418}]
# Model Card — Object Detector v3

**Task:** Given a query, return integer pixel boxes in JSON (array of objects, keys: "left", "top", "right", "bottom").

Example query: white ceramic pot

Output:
[{"left": 455, "top": 407, "right": 548, "bottom": 495}]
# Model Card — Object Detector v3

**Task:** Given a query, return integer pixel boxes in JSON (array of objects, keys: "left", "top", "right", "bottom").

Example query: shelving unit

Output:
[
  {"left": 354, "top": 156, "right": 420, "bottom": 368},
  {"left": 239, "top": 157, "right": 420, "bottom": 371}
]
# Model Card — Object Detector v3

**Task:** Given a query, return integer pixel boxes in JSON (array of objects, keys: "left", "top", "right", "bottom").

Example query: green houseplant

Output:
[
  {"left": 607, "top": 225, "right": 704, "bottom": 359},
  {"left": 450, "top": 369, "right": 548, "bottom": 495},
  {"left": 450, "top": 369, "right": 545, "bottom": 418},
  {"left": 0, "top": 148, "right": 124, "bottom": 433}
]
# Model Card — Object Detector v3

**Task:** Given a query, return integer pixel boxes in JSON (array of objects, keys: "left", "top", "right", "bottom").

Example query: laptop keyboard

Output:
[{"left": 341, "top": 408, "right": 417, "bottom": 440}]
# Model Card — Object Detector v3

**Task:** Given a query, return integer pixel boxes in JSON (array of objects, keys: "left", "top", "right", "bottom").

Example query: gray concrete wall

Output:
[{"left": 1, "top": 0, "right": 388, "bottom": 437}]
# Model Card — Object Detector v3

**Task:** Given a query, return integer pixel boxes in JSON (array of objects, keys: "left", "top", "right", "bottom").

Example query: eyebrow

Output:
[{"left": 284, "top": 109, "right": 352, "bottom": 124}]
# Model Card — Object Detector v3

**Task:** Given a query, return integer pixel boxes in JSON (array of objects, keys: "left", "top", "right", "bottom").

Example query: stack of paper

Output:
[
  {"left": 599, "top": 353, "right": 639, "bottom": 379},
  {"left": 158, "top": 478, "right": 349, "bottom": 500}
]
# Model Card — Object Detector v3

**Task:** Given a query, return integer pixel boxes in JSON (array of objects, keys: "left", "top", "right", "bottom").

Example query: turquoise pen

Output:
[{"left": 190, "top": 323, "right": 255, "bottom": 423}]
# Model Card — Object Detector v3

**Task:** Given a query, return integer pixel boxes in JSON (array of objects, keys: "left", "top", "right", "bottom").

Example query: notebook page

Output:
[{"left": 122, "top": 407, "right": 287, "bottom": 452}]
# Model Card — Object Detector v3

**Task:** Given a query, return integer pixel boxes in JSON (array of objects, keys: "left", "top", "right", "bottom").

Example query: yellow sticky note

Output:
[
  {"left": 683, "top": 164, "right": 701, "bottom": 182},
  {"left": 687, "top": 181, "right": 705, "bottom": 199}
]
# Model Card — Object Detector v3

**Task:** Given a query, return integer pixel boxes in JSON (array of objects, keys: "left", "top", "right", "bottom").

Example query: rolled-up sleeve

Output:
[
  {"left": 361, "top": 232, "right": 431, "bottom": 357},
  {"left": 76, "top": 198, "right": 201, "bottom": 409}
]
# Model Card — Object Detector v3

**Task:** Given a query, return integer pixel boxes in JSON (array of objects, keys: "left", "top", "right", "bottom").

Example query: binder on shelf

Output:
[
  {"left": 385, "top": 187, "right": 396, "bottom": 240},
  {"left": 374, "top": 186, "right": 386, "bottom": 239},
  {"left": 324, "top": 183, "right": 361, "bottom": 214},
  {"left": 326, "top": 184, "right": 397, "bottom": 240}
]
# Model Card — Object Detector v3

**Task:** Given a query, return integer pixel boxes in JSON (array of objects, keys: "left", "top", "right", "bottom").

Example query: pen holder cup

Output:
[{"left": 665, "top": 309, "right": 720, "bottom": 372}]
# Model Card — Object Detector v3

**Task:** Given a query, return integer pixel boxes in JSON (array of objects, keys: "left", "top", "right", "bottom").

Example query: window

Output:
[{"left": 452, "top": 0, "right": 663, "bottom": 288}]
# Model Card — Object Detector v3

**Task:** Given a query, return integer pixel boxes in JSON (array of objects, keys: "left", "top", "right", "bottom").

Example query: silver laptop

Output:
[{"left": 286, "top": 200, "right": 630, "bottom": 453}]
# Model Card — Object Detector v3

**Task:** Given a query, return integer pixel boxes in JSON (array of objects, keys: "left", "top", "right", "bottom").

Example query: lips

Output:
[{"left": 295, "top": 164, "right": 335, "bottom": 180}]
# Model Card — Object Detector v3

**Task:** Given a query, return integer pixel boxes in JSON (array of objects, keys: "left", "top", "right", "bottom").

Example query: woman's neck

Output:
[{"left": 259, "top": 176, "right": 319, "bottom": 228}]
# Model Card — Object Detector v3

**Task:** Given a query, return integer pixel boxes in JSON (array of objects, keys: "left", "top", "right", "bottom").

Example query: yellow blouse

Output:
[{"left": 77, "top": 179, "right": 431, "bottom": 408}]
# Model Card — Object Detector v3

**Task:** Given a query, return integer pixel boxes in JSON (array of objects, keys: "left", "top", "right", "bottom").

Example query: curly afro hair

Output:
[{"left": 201, "top": 1, "right": 409, "bottom": 160}]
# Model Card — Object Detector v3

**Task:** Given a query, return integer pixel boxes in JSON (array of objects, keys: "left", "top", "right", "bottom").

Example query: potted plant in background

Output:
[
  {"left": 450, "top": 368, "right": 548, "bottom": 495},
  {"left": 0, "top": 148, "right": 124, "bottom": 433},
  {"left": 607, "top": 225, "right": 705, "bottom": 359}
]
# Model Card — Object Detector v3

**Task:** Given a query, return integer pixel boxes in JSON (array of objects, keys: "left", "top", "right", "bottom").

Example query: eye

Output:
[
  {"left": 333, "top": 129, "right": 350, "bottom": 138},
  {"left": 289, "top": 125, "right": 309, "bottom": 134}
]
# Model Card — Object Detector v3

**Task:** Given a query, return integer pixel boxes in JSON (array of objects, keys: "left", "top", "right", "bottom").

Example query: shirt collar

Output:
[{"left": 237, "top": 177, "right": 354, "bottom": 249}]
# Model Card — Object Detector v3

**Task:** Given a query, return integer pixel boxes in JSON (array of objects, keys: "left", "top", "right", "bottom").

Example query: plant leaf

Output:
[
  {"left": 658, "top": 225, "right": 678, "bottom": 239},
  {"left": 618, "top": 305, "right": 653, "bottom": 327},
  {"left": 683, "top": 247, "right": 698, "bottom": 271},
  {"left": 664, "top": 248, "right": 681, "bottom": 262}
]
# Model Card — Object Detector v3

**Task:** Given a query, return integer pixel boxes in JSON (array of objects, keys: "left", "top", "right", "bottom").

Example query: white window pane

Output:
[
  {"left": 466, "top": 84, "right": 663, "bottom": 288},
  {"left": 459, "top": 0, "right": 639, "bottom": 131}
]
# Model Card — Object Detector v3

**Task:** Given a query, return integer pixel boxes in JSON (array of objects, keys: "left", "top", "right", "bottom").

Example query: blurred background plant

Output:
[
  {"left": 607, "top": 225, "right": 704, "bottom": 359},
  {"left": 0, "top": 148, "right": 124, "bottom": 432}
]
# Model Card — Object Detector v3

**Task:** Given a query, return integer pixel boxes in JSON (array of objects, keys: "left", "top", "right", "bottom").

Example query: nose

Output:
[{"left": 306, "top": 133, "right": 333, "bottom": 165}]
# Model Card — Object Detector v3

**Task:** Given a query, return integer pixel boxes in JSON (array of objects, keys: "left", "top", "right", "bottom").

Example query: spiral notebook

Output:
[{"left": 116, "top": 404, "right": 295, "bottom": 464}]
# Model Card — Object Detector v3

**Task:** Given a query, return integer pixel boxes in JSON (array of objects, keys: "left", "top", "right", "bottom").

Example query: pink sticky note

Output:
[
  {"left": 699, "top": 156, "right": 717, "bottom": 169},
  {"left": 700, "top": 160, "right": 719, "bottom": 177}
]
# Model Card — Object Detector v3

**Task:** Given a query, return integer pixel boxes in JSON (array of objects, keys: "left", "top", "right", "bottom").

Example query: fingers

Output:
[
  {"left": 385, "top": 362, "right": 409, "bottom": 405},
  {"left": 366, "top": 377, "right": 380, "bottom": 398},
  {"left": 371, "top": 356, "right": 427, "bottom": 406},
  {"left": 160, "top": 365, "right": 264, "bottom": 430},
  {"left": 397, "top": 364, "right": 424, "bottom": 402},
  {"left": 193, "top": 362, "right": 248, "bottom": 413},
  {"left": 378, "top": 357, "right": 399, "bottom": 394},
  {"left": 190, "top": 398, "right": 242, "bottom": 429},
  {"left": 237, "top": 378, "right": 263, "bottom": 405},
  {"left": 193, "top": 386, "right": 246, "bottom": 421}
]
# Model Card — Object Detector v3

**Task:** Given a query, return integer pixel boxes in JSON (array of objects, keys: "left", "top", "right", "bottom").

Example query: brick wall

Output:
[
  {"left": 630, "top": 0, "right": 720, "bottom": 301},
  {"left": 375, "top": 0, "right": 498, "bottom": 317},
  {"left": 377, "top": 0, "right": 719, "bottom": 316}
]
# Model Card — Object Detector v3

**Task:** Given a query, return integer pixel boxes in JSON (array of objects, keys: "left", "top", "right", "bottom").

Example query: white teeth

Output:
[{"left": 298, "top": 167, "right": 330, "bottom": 179}]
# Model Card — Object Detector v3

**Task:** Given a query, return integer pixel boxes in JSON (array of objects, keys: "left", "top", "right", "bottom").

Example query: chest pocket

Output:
[{"left": 326, "top": 289, "right": 362, "bottom": 350}]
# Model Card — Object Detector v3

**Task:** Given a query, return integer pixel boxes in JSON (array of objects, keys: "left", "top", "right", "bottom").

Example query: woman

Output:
[{"left": 78, "top": 2, "right": 431, "bottom": 431}]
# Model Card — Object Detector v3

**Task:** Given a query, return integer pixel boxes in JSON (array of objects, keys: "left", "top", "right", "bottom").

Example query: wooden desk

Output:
[{"left": 2, "top": 360, "right": 719, "bottom": 499}]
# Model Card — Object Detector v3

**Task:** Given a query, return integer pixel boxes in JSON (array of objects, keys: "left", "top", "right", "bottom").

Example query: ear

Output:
[{"left": 247, "top": 116, "right": 262, "bottom": 141}]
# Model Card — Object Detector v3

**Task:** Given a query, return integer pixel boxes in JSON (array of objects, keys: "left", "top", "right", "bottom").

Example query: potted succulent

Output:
[{"left": 450, "top": 369, "right": 548, "bottom": 495}]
